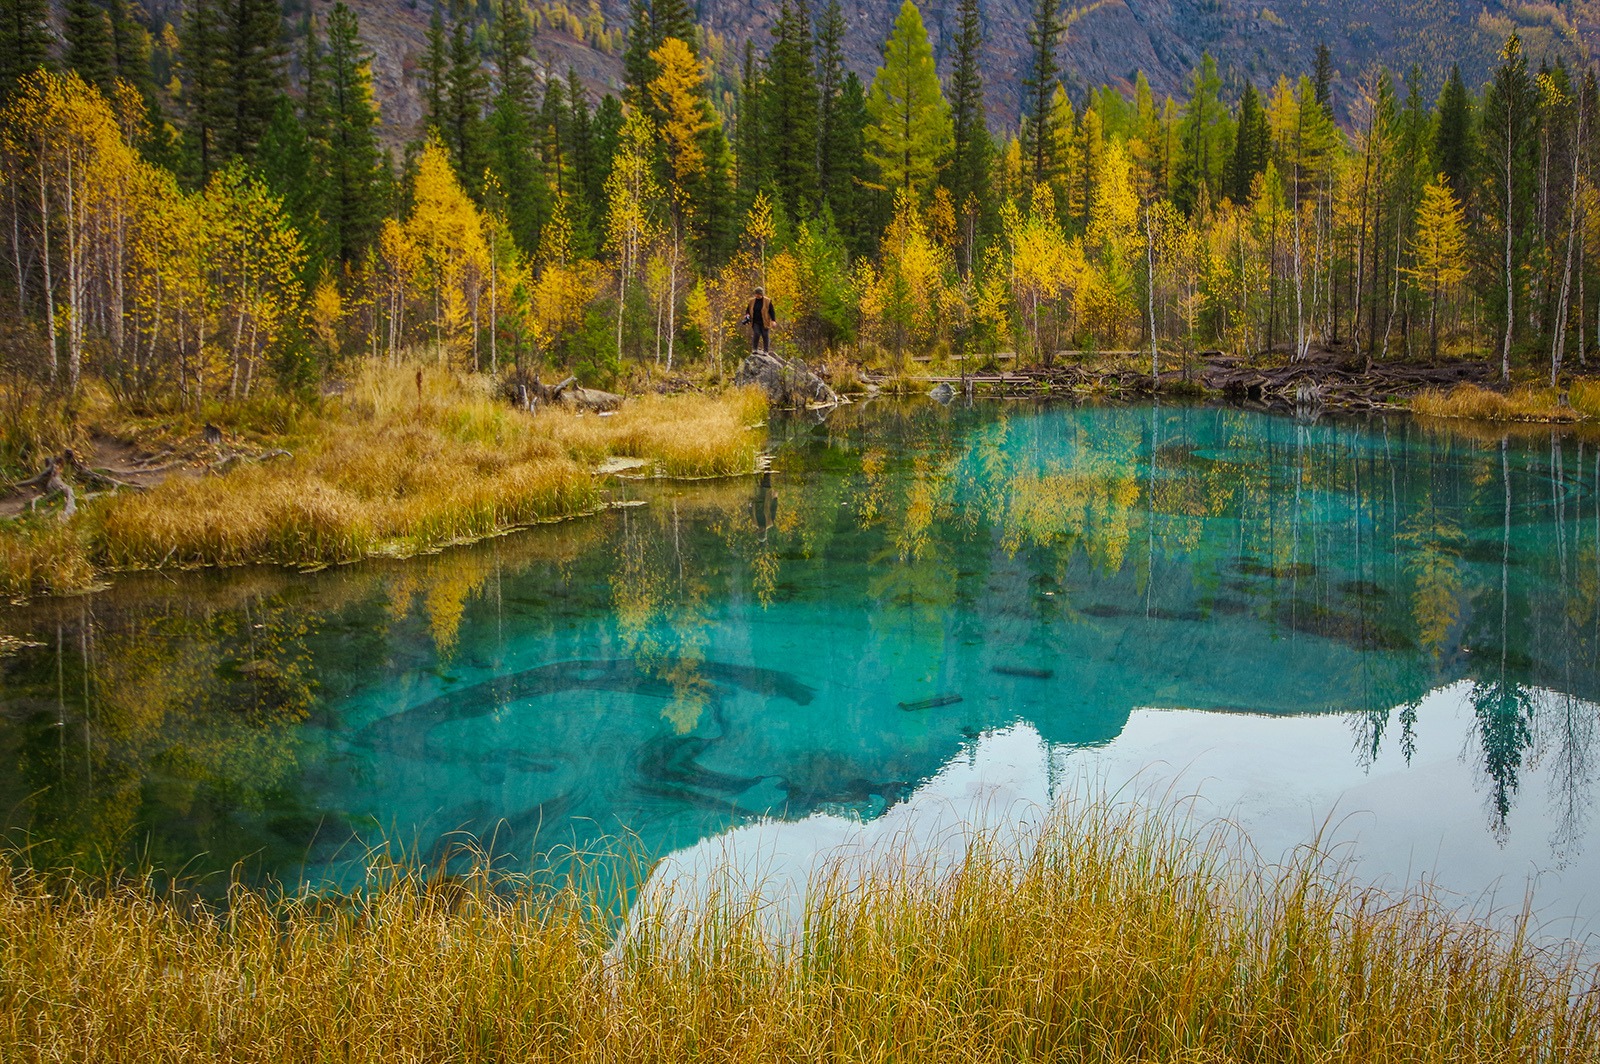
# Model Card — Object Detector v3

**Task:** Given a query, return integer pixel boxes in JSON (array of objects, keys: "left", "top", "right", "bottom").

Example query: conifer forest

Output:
[{"left": 2, "top": 0, "right": 1597, "bottom": 407}]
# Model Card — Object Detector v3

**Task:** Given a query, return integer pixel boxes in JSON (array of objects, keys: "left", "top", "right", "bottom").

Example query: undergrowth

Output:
[
  {"left": 1, "top": 798, "right": 1596, "bottom": 1062},
  {"left": 1412, "top": 381, "right": 1596, "bottom": 421},
  {"left": 3, "top": 364, "right": 768, "bottom": 587}
]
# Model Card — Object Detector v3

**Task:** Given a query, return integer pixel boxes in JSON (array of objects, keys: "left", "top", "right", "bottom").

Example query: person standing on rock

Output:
[{"left": 741, "top": 286, "right": 777, "bottom": 354}]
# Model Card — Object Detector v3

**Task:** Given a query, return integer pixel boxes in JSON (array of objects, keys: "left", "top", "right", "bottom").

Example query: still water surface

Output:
[{"left": 2, "top": 402, "right": 1597, "bottom": 930}]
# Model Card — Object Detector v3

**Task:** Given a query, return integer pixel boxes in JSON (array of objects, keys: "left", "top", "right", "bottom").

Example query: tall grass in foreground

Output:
[
  {"left": 1412, "top": 382, "right": 1596, "bottom": 421},
  {"left": 86, "top": 368, "right": 765, "bottom": 571},
  {"left": 4, "top": 800, "right": 1596, "bottom": 1063}
]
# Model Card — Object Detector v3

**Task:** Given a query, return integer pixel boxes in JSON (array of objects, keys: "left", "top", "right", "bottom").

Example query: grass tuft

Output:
[
  {"left": 3, "top": 364, "right": 768, "bottom": 582},
  {"left": 2, "top": 798, "right": 1596, "bottom": 1063},
  {"left": 1412, "top": 382, "right": 1587, "bottom": 422}
]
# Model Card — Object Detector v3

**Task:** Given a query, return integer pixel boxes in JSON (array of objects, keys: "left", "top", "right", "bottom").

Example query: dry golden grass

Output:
[
  {"left": 1412, "top": 383, "right": 1586, "bottom": 422},
  {"left": 2, "top": 799, "right": 1596, "bottom": 1064},
  {"left": 0, "top": 516, "right": 95, "bottom": 597},
  {"left": 531, "top": 386, "right": 766, "bottom": 478},
  {"left": 10, "top": 363, "right": 768, "bottom": 577}
]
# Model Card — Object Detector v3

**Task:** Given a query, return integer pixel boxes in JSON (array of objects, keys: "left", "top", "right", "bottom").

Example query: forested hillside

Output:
[{"left": 0, "top": 0, "right": 1597, "bottom": 456}]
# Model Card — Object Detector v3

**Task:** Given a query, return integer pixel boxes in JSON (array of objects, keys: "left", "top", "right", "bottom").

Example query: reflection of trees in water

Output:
[{"left": 0, "top": 525, "right": 601, "bottom": 876}]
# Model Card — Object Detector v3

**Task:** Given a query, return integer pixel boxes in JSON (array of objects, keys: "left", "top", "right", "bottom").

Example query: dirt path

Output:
[{"left": 0, "top": 434, "right": 202, "bottom": 520}]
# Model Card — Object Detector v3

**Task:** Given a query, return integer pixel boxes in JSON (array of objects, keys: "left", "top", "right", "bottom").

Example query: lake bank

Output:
[{"left": 0, "top": 367, "right": 767, "bottom": 600}]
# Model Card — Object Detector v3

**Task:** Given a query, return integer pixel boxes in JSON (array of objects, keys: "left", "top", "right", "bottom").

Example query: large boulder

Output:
[{"left": 734, "top": 351, "right": 840, "bottom": 407}]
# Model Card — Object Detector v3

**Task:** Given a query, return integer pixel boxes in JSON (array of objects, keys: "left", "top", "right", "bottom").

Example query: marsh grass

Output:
[
  {"left": 14, "top": 365, "right": 766, "bottom": 579},
  {"left": 1412, "top": 382, "right": 1588, "bottom": 422},
  {"left": 0, "top": 514, "right": 95, "bottom": 597},
  {"left": 532, "top": 387, "right": 766, "bottom": 477},
  {"left": 4, "top": 798, "right": 1597, "bottom": 1063}
]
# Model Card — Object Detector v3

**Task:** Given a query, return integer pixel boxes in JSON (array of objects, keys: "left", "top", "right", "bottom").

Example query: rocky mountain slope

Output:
[{"left": 139, "top": 0, "right": 1600, "bottom": 142}]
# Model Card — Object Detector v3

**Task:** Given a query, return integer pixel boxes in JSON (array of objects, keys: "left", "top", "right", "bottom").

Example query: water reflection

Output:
[{"left": 0, "top": 402, "right": 1596, "bottom": 889}]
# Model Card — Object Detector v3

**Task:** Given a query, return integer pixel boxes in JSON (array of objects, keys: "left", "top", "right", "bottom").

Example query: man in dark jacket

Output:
[{"left": 741, "top": 286, "right": 777, "bottom": 353}]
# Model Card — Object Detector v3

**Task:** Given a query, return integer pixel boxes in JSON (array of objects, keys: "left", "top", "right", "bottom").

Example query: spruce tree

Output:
[
  {"left": 567, "top": 67, "right": 600, "bottom": 244},
  {"left": 107, "top": 0, "right": 151, "bottom": 90},
  {"left": 491, "top": 0, "right": 545, "bottom": 253},
  {"left": 221, "top": 0, "right": 289, "bottom": 161},
  {"left": 621, "top": 0, "right": 654, "bottom": 106},
  {"left": 421, "top": 3, "right": 449, "bottom": 136},
  {"left": 1226, "top": 81, "right": 1267, "bottom": 203},
  {"left": 835, "top": 72, "right": 874, "bottom": 255},
  {"left": 260, "top": 97, "right": 326, "bottom": 270},
  {"left": 64, "top": 0, "right": 115, "bottom": 95},
  {"left": 1313, "top": 41, "right": 1333, "bottom": 115},
  {"left": 1021, "top": 0, "right": 1062, "bottom": 183},
  {"left": 593, "top": 93, "right": 624, "bottom": 185},
  {"left": 652, "top": 0, "right": 694, "bottom": 52},
  {"left": 323, "top": 2, "right": 385, "bottom": 265},
  {"left": 180, "top": 0, "right": 229, "bottom": 185},
  {"left": 540, "top": 71, "right": 571, "bottom": 202},
  {"left": 0, "top": 0, "right": 52, "bottom": 97},
  {"left": 1433, "top": 64, "right": 1474, "bottom": 203},
  {"left": 734, "top": 39, "right": 766, "bottom": 196},
  {"left": 815, "top": 0, "right": 852, "bottom": 215},
  {"left": 763, "top": 0, "right": 819, "bottom": 217},
  {"left": 946, "top": 0, "right": 988, "bottom": 208},
  {"left": 443, "top": 2, "right": 491, "bottom": 189}
]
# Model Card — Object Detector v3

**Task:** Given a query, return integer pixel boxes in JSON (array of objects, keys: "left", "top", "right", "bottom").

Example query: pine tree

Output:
[
  {"left": 107, "top": 0, "right": 151, "bottom": 91},
  {"left": 764, "top": 0, "right": 819, "bottom": 217},
  {"left": 1313, "top": 41, "right": 1333, "bottom": 115},
  {"left": 0, "top": 0, "right": 52, "bottom": 97},
  {"left": 865, "top": 1, "right": 950, "bottom": 197},
  {"left": 945, "top": 0, "right": 988, "bottom": 209},
  {"left": 734, "top": 38, "right": 766, "bottom": 195},
  {"left": 816, "top": 0, "right": 848, "bottom": 204},
  {"left": 421, "top": 3, "right": 449, "bottom": 135},
  {"left": 180, "top": 0, "right": 228, "bottom": 185},
  {"left": 1433, "top": 65, "right": 1473, "bottom": 204},
  {"left": 491, "top": 0, "right": 545, "bottom": 254},
  {"left": 1020, "top": 0, "right": 1062, "bottom": 183},
  {"left": 322, "top": 2, "right": 385, "bottom": 265},
  {"left": 652, "top": 0, "right": 694, "bottom": 53},
  {"left": 621, "top": 0, "right": 654, "bottom": 106},
  {"left": 260, "top": 96, "right": 325, "bottom": 269},
  {"left": 64, "top": 0, "right": 115, "bottom": 95},
  {"left": 220, "top": 0, "right": 289, "bottom": 161},
  {"left": 567, "top": 67, "right": 601, "bottom": 245},
  {"left": 1226, "top": 81, "right": 1267, "bottom": 203},
  {"left": 443, "top": 1, "right": 491, "bottom": 189}
]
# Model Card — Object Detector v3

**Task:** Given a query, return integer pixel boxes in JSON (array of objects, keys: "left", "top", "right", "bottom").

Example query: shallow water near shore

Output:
[{"left": 2, "top": 400, "right": 1598, "bottom": 937}]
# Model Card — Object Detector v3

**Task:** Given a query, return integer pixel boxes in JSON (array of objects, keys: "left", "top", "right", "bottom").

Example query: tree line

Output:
[{"left": 0, "top": 0, "right": 1593, "bottom": 404}]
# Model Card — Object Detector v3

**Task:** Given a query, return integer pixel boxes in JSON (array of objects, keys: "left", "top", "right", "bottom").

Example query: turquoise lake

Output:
[{"left": 2, "top": 401, "right": 1597, "bottom": 932}]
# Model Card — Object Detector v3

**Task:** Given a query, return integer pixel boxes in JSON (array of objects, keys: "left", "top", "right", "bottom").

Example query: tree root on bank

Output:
[{"left": 10, "top": 455, "right": 76, "bottom": 520}]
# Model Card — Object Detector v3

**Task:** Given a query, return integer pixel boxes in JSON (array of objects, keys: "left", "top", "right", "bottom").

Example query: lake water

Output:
[{"left": 2, "top": 401, "right": 1597, "bottom": 937}]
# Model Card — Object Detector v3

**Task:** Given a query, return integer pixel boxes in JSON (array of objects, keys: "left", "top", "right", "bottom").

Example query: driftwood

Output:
[
  {"left": 878, "top": 352, "right": 1498, "bottom": 410},
  {"left": 1199, "top": 355, "right": 1493, "bottom": 410},
  {"left": 12, "top": 455, "right": 75, "bottom": 519},
  {"left": 62, "top": 448, "right": 146, "bottom": 491}
]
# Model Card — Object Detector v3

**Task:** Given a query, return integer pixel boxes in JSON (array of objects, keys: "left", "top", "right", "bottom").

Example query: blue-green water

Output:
[{"left": 2, "top": 402, "right": 1597, "bottom": 925}]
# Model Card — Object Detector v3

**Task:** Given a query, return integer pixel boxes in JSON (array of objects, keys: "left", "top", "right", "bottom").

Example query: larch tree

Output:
[
  {"left": 864, "top": 0, "right": 951, "bottom": 198},
  {"left": 1407, "top": 173, "right": 1467, "bottom": 358},
  {"left": 648, "top": 36, "right": 709, "bottom": 369},
  {"left": 603, "top": 106, "right": 660, "bottom": 361}
]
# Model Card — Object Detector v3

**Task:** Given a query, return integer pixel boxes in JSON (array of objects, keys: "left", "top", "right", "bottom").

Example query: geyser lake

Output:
[{"left": 3, "top": 401, "right": 1598, "bottom": 937}]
